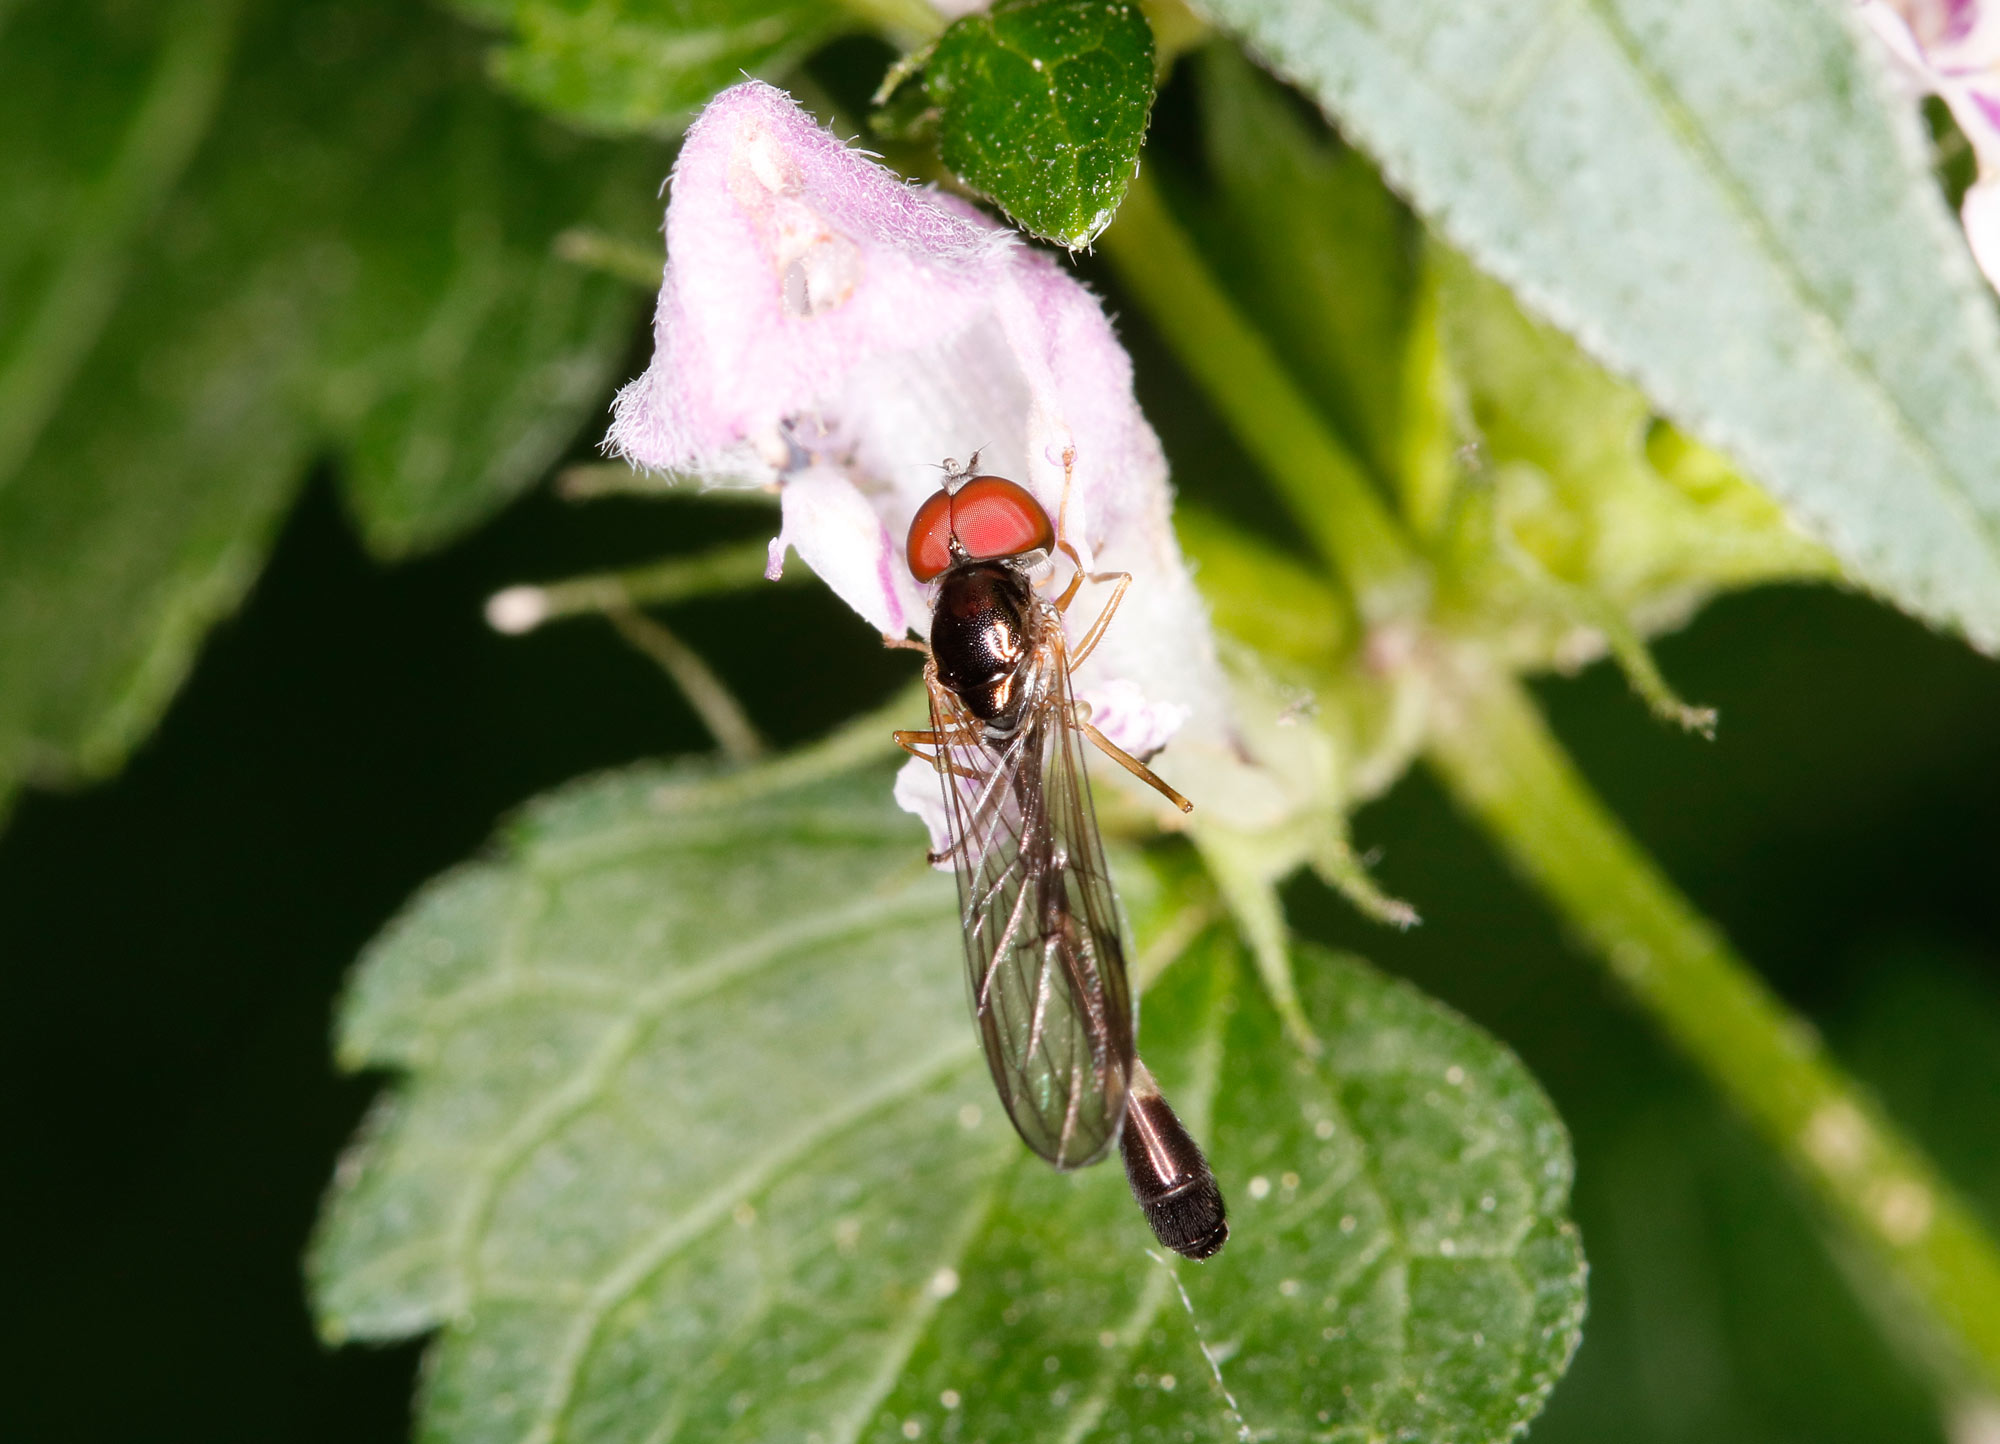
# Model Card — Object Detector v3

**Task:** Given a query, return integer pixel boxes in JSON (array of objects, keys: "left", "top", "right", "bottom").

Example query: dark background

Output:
[{"left": 5, "top": 87, "right": 2000, "bottom": 1444}]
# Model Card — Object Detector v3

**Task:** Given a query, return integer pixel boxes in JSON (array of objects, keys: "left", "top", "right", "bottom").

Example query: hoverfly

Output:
[{"left": 894, "top": 457, "right": 1228, "bottom": 1260}]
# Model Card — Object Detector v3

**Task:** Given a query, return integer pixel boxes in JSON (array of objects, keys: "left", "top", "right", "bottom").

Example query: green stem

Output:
[
  {"left": 1427, "top": 663, "right": 2000, "bottom": 1395},
  {"left": 555, "top": 463, "right": 778, "bottom": 504},
  {"left": 653, "top": 677, "right": 926, "bottom": 813},
  {"left": 1098, "top": 171, "right": 1426, "bottom": 623},
  {"left": 605, "top": 607, "right": 766, "bottom": 764},
  {"left": 552, "top": 228, "right": 662, "bottom": 289},
  {"left": 485, "top": 537, "right": 790, "bottom": 633},
  {"left": 836, "top": 0, "right": 944, "bottom": 48}
]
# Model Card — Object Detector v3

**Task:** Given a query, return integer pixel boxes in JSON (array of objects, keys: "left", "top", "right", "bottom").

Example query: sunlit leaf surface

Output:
[
  {"left": 1201, "top": 0, "right": 2000, "bottom": 652},
  {"left": 312, "top": 760, "right": 1584, "bottom": 1441},
  {"left": 928, "top": 0, "right": 1156, "bottom": 248},
  {"left": 0, "top": 0, "right": 659, "bottom": 813}
]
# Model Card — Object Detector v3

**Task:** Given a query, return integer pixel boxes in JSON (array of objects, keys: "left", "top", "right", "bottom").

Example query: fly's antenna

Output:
[{"left": 939, "top": 449, "right": 985, "bottom": 494}]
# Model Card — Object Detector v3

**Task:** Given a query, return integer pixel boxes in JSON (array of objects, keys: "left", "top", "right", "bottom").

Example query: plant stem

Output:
[
  {"left": 1098, "top": 171, "right": 1426, "bottom": 623},
  {"left": 552, "top": 227, "right": 663, "bottom": 289},
  {"left": 484, "top": 537, "right": 790, "bottom": 634},
  {"left": 606, "top": 607, "right": 767, "bottom": 764},
  {"left": 653, "top": 677, "right": 927, "bottom": 814},
  {"left": 554, "top": 463, "right": 779, "bottom": 504},
  {"left": 836, "top": 0, "right": 944, "bottom": 48},
  {"left": 1427, "top": 662, "right": 2000, "bottom": 1395}
]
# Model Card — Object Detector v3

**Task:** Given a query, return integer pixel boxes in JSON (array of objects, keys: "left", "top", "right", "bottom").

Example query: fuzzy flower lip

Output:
[
  {"left": 606, "top": 80, "right": 1242, "bottom": 835},
  {"left": 1860, "top": 0, "right": 2000, "bottom": 287}
]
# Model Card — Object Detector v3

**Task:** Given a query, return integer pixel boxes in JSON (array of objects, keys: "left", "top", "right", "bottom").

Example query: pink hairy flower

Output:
[
  {"left": 1860, "top": 0, "right": 2000, "bottom": 287},
  {"left": 605, "top": 81, "right": 1256, "bottom": 844}
]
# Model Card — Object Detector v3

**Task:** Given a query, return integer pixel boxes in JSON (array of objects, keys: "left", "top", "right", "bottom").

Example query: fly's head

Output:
[
  {"left": 908, "top": 467, "right": 1065, "bottom": 727},
  {"left": 905, "top": 470, "right": 1057, "bottom": 586}
]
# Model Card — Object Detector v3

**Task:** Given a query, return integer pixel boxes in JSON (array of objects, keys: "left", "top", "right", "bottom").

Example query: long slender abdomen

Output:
[{"left": 1119, "top": 1061, "right": 1228, "bottom": 1259}]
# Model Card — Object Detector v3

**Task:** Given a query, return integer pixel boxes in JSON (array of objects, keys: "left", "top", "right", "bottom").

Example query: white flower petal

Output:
[
  {"left": 766, "top": 463, "right": 923, "bottom": 637},
  {"left": 1860, "top": 1, "right": 2000, "bottom": 291},
  {"left": 1074, "top": 677, "right": 1190, "bottom": 761},
  {"left": 893, "top": 754, "right": 954, "bottom": 861}
]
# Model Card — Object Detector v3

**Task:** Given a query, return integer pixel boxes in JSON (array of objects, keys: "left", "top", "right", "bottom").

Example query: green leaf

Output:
[
  {"left": 445, "top": 0, "right": 847, "bottom": 136},
  {"left": 311, "top": 759, "right": 1585, "bottom": 1441},
  {"left": 1197, "top": 0, "right": 2000, "bottom": 653},
  {"left": 315, "top": 76, "right": 662, "bottom": 556},
  {"left": 927, "top": 0, "right": 1157, "bottom": 248},
  {"left": 0, "top": 0, "right": 660, "bottom": 811}
]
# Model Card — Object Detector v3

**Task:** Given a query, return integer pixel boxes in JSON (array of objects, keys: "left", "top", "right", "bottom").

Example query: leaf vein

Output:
[
  {"left": 525, "top": 1043, "right": 985, "bottom": 1444},
  {"left": 440, "top": 879, "right": 949, "bottom": 1313}
]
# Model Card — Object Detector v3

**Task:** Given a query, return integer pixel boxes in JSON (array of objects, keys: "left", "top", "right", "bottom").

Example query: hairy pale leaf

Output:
[
  {"left": 928, "top": 0, "right": 1157, "bottom": 248},
  {"left": 1201, "top": 0, "right": 2000, "bottom": 652},
  {"left": 0, "top": 0, "right": 658, "bottom": 813},
  {"left": 311, "top": 760, "right": 1583, "bottom": 1441}
]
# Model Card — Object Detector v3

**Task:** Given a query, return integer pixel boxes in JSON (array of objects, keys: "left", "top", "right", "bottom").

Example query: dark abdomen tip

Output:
[{"left": 1120, "top": 1079, "right": 1229, "bottom": 1260}]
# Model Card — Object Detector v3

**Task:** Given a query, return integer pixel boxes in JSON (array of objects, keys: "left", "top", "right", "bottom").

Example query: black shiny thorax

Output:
[{"left": 930, "top": 560, "right": 1038, "bottom": 728}]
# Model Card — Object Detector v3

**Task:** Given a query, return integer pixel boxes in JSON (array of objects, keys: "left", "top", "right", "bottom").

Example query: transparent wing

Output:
[{"left": 928, "top": 626, "right": 1135, "bottom": 1171}]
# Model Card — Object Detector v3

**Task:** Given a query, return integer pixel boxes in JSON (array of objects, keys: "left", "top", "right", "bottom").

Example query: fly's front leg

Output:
[
  {"left": 1063, "top": 570, "right": 1131, "bottom": 669},
  {"left": 883, "top": 632, "right": 931, "bottom": 656},
  {"left": 894, "top": 728, "right": 945, "bottom": 766},
  {"left": 895, "top": 726, "right": 983, "bottom": 776},
  {"left": 896, "top": 703, "right": 988, "bottom": 783}
]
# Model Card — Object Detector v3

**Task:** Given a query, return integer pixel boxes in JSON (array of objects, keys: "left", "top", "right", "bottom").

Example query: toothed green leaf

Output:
[
  {"left": 926, "top": 0, "right": 1156, "bottom": 249},
  {"left": 311, "top": 760, "right": 1584, "bottom": 1442}
]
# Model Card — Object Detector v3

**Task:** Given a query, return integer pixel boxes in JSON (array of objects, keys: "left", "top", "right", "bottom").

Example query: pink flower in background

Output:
[
  {"left": 1861, "top": 0, "right": 2000, "bottom": 286},
  {"left": 606, "top": 81, "right": 1255, "bottom": 837}
]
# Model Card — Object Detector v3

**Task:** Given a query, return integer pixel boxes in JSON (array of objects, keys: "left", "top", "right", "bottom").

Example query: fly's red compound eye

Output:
[
  {"left": 906, "top": 488, "right": 956, "bottom": 581},
  {"left": 906, "top": 475, "right": 1056, "bottom": 582},
  {"left": 952, "top": 475, "right": 1055, "bottom": 564}
]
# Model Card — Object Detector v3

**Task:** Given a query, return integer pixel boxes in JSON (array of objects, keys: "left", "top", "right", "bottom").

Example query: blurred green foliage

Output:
[
  {"left": 443, "top": 0, "right": 846, "bottom": 135},
  {"left": 0, "top": 0, "right": 664, "bottom": 817}
]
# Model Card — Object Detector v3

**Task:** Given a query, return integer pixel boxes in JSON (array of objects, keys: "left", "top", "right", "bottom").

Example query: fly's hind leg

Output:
[
  {"left": 1071, "top": 705, "right": 1194, "bottom": 814},
  {"left": 894, "top": 725, "right": 988, "bottom": 866}
]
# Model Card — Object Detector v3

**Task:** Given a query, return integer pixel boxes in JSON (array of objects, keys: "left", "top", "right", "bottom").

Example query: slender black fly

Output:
[{"left": 894, "top": 458, "right": 1228, "bottom": 1260}]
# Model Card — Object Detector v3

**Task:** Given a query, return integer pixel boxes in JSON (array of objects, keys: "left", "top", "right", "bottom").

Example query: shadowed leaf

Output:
[
  {"left": 443, "top": 0, "right": 845, "bottom": 136},
  {"left": 0, "top": 0, "right": 661, "bottom": 815}
]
